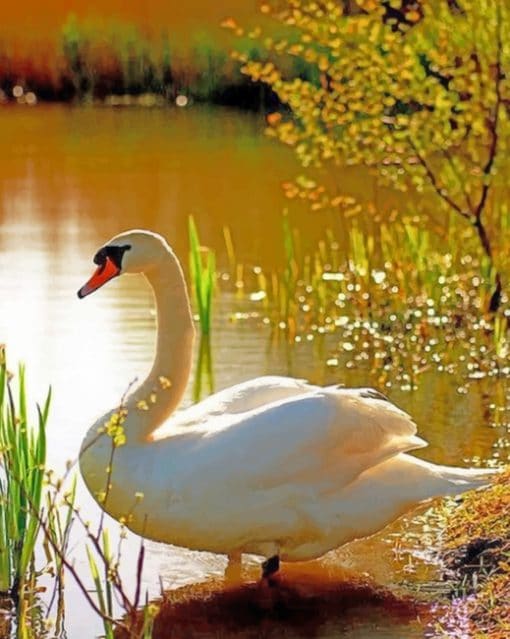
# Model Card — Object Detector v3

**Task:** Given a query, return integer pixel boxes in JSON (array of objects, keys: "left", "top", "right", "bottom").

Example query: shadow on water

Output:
[{"left": 121, "top": 562, "right": 428, "bottom": 639}]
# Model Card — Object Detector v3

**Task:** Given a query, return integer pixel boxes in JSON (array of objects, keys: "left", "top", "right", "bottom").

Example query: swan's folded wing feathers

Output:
[
  {"left": 331, "top": 387, "right": 426, "bottom": 455},
  {"left": 193, "top": 387, "right": 427, "bottom": 494},
  {"left": 174, "top": 376, "right": 314, "bottom": 428},
  {"left": 215, "top": 376, "right": 313, "bottom": 415}
]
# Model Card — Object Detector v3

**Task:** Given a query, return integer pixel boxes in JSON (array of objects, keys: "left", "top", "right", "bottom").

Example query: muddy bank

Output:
[{"left": 117, "top": 563, "right": 426, "bottom": 639}]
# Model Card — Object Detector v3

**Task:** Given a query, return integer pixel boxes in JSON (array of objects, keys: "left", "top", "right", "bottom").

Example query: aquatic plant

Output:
[
  {"left": 86, "top": 533, "right": 115, "bottom": 639},
  {"left": 193, "top": 336, "right": 215, "bottom": 403},
  {"left": 212, "top": 211, "right": 510, "bottom": 393},
  {"left": 188, "top": 215, "right": 216, "bottom": 335},
  {"left": 41, "top": 467, "right": 155, "bottom": 639},
  {"left": 0, "top": 347, "right": 155, "bottom": 637},
  {"left": 222, "top": 226, "right": 237, "bottom": 280},
  {"left": 0, "top": 346, "right": 49, "bottom": 602},
  {"left": 39, "top": 418, "right": 156, "bottom": 639},
  {"left": 43, "top": 474, "right": 77, "bottom": 636}
]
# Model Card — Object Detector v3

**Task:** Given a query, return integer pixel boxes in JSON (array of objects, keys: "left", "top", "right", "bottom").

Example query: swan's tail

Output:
[
  {"left": 381, "top": 455, "right": 501, "bottom": 501},
  {"left": 435, "top": 464, "right": 500, "bottom": 494}
]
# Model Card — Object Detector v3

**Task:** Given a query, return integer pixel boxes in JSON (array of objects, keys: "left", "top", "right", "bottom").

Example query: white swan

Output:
[{"left": 78, "top": 229, "right": 496, "bottom": 580}]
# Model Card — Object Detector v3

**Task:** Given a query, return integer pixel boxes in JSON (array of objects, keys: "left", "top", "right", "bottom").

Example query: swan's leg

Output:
[
  {"left": 261, "top": 555, "right": 280, "bottom": 584},
  {"left": 225, "top": 551, "right": 242, "bottom": 582}
]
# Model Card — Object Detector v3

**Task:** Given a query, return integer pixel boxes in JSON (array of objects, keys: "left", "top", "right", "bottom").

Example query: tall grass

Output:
[
  {"left": 86, "top": 531, "right": 115, "bottom": 639},
  {"left": 0, "top": 347, "right": 155, "bottom": 637},
  {"left": 207, "top": 212, "right": 510, "bottom": 389},
  {"left": 189, "top": 215, "right": 216, "bottom": 335},
  {"left": 0, "top": 346, "right": 49, "bottom": 600},
  {"left": 42, "top": 466, "right": 155, "bottom": 639},
  {"left": 43, "top": 474, "right": 77, "bottom": 636}
]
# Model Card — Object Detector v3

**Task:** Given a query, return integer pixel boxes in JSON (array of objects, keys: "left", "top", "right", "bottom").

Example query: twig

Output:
[
  {"left": 473, "top": 4, "right": 503, "bottom": 223},
  {"left": 409, "top": 139, "right": 470, "bottom": 219}
]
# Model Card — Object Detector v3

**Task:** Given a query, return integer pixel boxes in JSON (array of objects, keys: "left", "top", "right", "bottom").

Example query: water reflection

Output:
[{"left": 192, "top": 335, "right": 215, "bottom": 403}]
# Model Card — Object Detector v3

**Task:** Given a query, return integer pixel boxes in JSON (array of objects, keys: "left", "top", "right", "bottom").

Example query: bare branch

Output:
[
  {"left": 36, "top": 504, "right": 127, "bottom": 631},
  {"left": 408, "top": 139, "right": 471, "bottom": 219}
]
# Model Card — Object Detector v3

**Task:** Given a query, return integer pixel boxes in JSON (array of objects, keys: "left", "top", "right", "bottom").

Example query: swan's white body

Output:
[{"left": 79, "top": 230, "right": 495, "bottom": 567}]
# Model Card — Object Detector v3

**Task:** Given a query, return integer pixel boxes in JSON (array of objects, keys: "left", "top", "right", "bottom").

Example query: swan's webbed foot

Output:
[{"left": 261, "top": 555, "right": 280, "bottom": 586}]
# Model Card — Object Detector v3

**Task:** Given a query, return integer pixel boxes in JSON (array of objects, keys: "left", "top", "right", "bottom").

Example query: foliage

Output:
[
  {"left": 237, "top": 0, "right": 510, "bottom": 308},
  {"left": 189, "top": 215, "right": 216, "bottom": 335},
  {"left": 0, "top": 347, "right": 155, "bottom": 637},
  {"left": 57, "top": 15, "right": 264, "bottom": 104},
  {"left": 61, "top": 15, "right": 170, "bottom": 99},
  {"left": 0, "top": 345, "right": 49, "bottom": 600}
]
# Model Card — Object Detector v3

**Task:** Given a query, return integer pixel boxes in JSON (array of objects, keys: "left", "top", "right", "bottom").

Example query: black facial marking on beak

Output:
[{"left": 94, "top": 244, "right": 132, "bottom": 270}]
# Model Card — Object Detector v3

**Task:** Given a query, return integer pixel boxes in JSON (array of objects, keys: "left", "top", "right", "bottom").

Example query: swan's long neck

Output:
[{"left": 125, "top": 252, "right": 195, "bottom": 441}]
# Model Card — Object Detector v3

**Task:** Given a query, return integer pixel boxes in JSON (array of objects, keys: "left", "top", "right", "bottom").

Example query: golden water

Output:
[{"left": 0, "top": 105, "right": 503, "bottom": 638}]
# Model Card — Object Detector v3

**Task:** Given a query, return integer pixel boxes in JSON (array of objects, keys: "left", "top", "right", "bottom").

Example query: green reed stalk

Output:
[
  {"left": 348, "top": 225, "right": 371, "bottom": 283},
  {"left": 493, "top": 313, "right": 508, "bottom": 360},
  {"left": 282, "top": 211, "right": 299, "bottom": 332},
  {"left": 192, "top": 335, "right": 215, "bottom": 403},
  {"left": 222, "top": 226, "right": 236, "bottom": 279},
  {"left": 0, "top": 347, "right": 49, "bottom": 598},
  {"left": 188, "top": 216, "right": 216, "bottom": 335},
  {"left": 86, "top": 533, "right": 114, "bottom": 639},
  {"left": 43, "top": 474, "right": 77, "bottom": 635},
  {"left": 140, "top": 594, "right": 156, "bottom": 639}
]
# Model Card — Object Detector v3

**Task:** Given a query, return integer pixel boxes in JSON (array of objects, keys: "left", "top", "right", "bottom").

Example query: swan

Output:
[{"left": 77, "top": 229, "right": 496, "bottom": 581}]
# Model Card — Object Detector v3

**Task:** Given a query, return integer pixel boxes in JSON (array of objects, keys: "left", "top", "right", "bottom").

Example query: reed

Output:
[
  {"left": 192, "top": 336, "right": 215, "bottom": 403},
  {"left": 188, "top": 215, "right": 216, "bottom": 335},
  {"left": 207, "top": 211, "right": 509, "bottom": 390},
  {"left": 222, "top": 226, "right": 237, "bottom": 280},
  {"left": 0, "top": 346, "right": 49, "bottom": 600},
  {"left": 0, "top": 350, "right": 156, "bottom": 637},
  {"left": 41, "top": 465, "right": 156, "bottom": 639},
  {"left": 43, "top": 474, "right": 77, "bottom": 636},
  {"left": 86, "top": 531, "right": 115, "bottom": 639}
]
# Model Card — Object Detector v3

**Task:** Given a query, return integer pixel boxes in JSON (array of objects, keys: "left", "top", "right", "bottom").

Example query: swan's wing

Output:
[
  {"left": 330, "top": 386, "right": 425, "bottom": 456},
  {"left": 173, "top": 375, "right": 316, "bottom": 427},
  {"left": 178, "top": 386, "right": 426, "bottom": 493}
]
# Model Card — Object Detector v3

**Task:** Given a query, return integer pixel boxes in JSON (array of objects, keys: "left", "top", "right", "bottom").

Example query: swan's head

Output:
[{"left": 77, "top": 229, "right": 171, "bottom": 298}]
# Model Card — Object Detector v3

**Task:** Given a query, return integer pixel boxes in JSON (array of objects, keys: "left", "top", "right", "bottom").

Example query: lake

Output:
[{"left": 0, "top": 104, "right": 503, "bottom": 638}]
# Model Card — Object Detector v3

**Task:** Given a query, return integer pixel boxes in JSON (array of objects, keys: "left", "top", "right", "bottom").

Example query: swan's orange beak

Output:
[{"left": 77, "top": 257, "right": 120, "bottom": 298}]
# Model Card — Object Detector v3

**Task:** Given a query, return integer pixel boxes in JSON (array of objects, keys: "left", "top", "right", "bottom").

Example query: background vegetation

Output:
[{"left": 237, "top": 0, "right": 510, "bottom": 309}]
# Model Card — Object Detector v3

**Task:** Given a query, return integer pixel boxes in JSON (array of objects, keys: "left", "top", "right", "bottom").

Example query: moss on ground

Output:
[{"left": 436, "top": 469, "right": 510, "bottom": 637}]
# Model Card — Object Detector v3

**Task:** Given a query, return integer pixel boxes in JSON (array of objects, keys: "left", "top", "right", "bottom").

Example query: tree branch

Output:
[
  {"left": 408, "top": 139, "right": 470, "bottom": 219},
  {"left": 442, "top": 146, "right": 474, "bottom": 212},
  {"left": 473, "top": 6, "right": 503, "bottom": 222}
]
